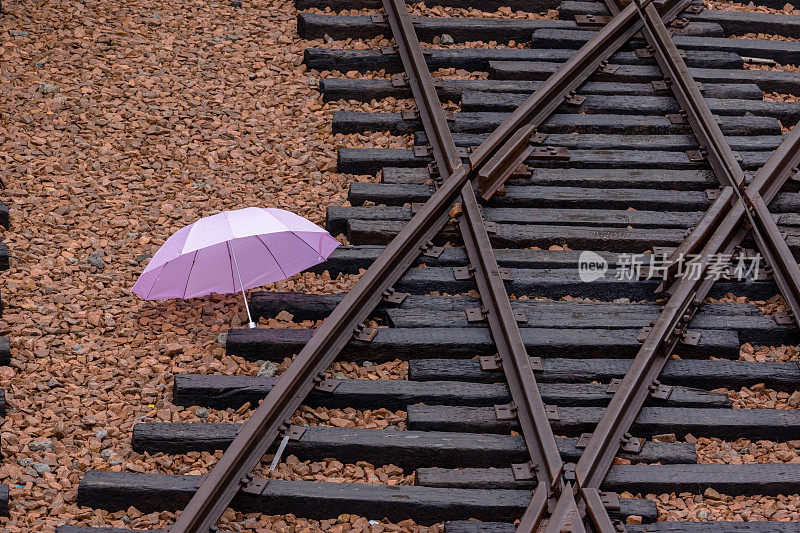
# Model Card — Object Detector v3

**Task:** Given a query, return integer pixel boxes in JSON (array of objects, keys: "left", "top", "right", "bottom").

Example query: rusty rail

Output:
[
  {"left": 381, "top": 0, "right": 573, "bottom": 525},
  {"left": 475, "top": 0, "right": 690, "bottom": 201},
  {"left": 563, "top": 2, "right": 800, "bottom": 527},
  {"left": 630, "top": 0, "right": 800, "bottom": 326}
]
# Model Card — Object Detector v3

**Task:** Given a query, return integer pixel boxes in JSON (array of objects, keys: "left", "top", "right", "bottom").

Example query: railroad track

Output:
[{"left": 59, "top": 0, "right": 800, "bottom": 530}]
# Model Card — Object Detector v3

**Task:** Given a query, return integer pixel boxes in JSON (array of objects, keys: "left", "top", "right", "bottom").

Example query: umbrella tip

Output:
[{"left": 247, "top": 321, "right": 258, "bottom": 329}]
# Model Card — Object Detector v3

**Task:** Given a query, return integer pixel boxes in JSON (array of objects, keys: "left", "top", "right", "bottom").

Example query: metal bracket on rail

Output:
[
  {"left": 651, "top": 79, "right": 670, "bottom": 92},
  {"left": 565, "top": 91, "right": 586, "bottom": 106},
  {"left": 455, "top": 265, "right": 511, "bottom": 280},
  {"left": 562, "top": 463, "right": 576, "bottom": 482},
  {"left": 391, "top": 73, "right": 409, "bottom": 88},
  {"left": 620, "top": 433, "right": 645, "bottom": 453},
  {"left": 426, "top": 163, "right": 444, "bottom": 185},
  {"left": 402, "top": 109, "right": 420, "bottom": 121},
  {"left": 668, "top": 111, "right": 687, "bottom": 124},
  {"left": 414, "top": 144, "right": 466, "bottom": 158},
  {"left": 531, "top": 132, "right": 548, "bottom": 144},
  {"left": 465, "top": 306, "right": 489, "bottom": 322},
  {"left": 314, "top": 373, "right": 341, "bottom": 392},
  {"left": 453, "top": 265, "right": 475, "bottom": 280},
  {"left": 480, "top": 355, "right": 541, "bottom": 370},
  {"left": 511, "top": 461, "right": 538, "bottom": 481},
  {"left": 413, "top": 145, "right": 432, "bottom": 158},
  {"left": 267, "top": 425, "right": 308, "bottom": 474},
  {"left": 529, "top": 146, "right": 570, "bottom": 161},
  {"left": 404, "top": 108, "right": 451, "bottom": 122},
  {"left": 606, "top": 377, "right": 673, "bottom": 399},
  {"left": 391, "top": 71, "right": 442, "bottom": 89},
  {"left": 494, "top": 402, "right": 518, "bottom": 420},
  {"left": 648, "top": 379, "right": 674, "bottom": 399},
  {"left": 382, "top": 287, "right": 408, "bottom": 305},
  {"left": 241, "top": 475, "right": 270, "bottom": 495},
  {"left": 498, "top": 267, "right": 514, "bottom": 281},
  {"left": 598, "top": 60, "right": 619, "bottom": 74},
  {"left": 606, "top": 378, "right": 622, "bottom": 394},
  {"left": 687, "top": 149, "right": 707, "bottom": 162},
  {"left": 641, "top": 324, "right": 701, "bottom": 346},
  {"left": 637, "top": 46, "right": 685, "bottom": 58},
  {"left": 680, "top": 330, "right": 702, "bottom": 345},
  {"left": 479, "top": 354, "right": 502, "bottom": 370},
  {"left": 371, "top": 13, "right": 420, "bottom": 24},
  {"left": 682, "top": 3, "right": 704, "bottom": 13},
  {"left": 574, "top": 14, "right": 613, "bottom": 26},
  {"left": 600, "top": 491, "right": 622, "bottom": 512},
  {"left": 419, "top": 240, "right": 444, "bottom": 258},
  {"left": 353, "top": 323, "right": 378, "bottom": 341},
  {"left": 576, "top": 433, "right": 592, "bottom": 448},
  {"left": 545, "top": 404, "right": 560, "bottom": 421},
  {"left": 465, "top": 306, "right": 525, "bottom": 323},
  {"left": 774, "top": 310, "right": 794, "bottom": 325}
]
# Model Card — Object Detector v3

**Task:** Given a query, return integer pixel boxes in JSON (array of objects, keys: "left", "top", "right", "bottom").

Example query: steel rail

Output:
[
  {"left": 381, "top": 0, "right": 566, "bottom": 505},
  {"left": 631, "top": 0, "right": 800, "bottom": 326},
  {"left": 560, "top": 0, "right": 800, "bottom": 528},
  {"left": 474, "top": 0, "right": 690, "bottom": 201},
  {"left": 572, "top": 111, "right": 800, "bottom": 531},
  {"left": 168, "top": 177, "right": 468, "bottom": 533},
  {"left": 168, "top": 2, "right": 688, "bottom": 531}
]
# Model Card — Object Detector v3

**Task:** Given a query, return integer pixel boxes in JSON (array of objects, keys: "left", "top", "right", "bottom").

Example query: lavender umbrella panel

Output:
[{"left": 132, "top": 207, "right": 340, "bottom": 325}]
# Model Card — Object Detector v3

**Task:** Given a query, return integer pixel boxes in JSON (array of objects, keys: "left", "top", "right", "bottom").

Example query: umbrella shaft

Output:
[{"left": 228, "top": 242, "right": 256, "bottom": 328}]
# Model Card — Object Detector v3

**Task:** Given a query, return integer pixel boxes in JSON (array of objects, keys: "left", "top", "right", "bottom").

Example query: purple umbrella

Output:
[{"left": 132, "top": 207, "right": 340, "bottom": 327}]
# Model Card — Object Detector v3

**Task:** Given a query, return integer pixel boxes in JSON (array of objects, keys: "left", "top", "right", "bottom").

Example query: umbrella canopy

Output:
[{"left": 132, "top": 207, "right": 339, "bottom": 300}]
